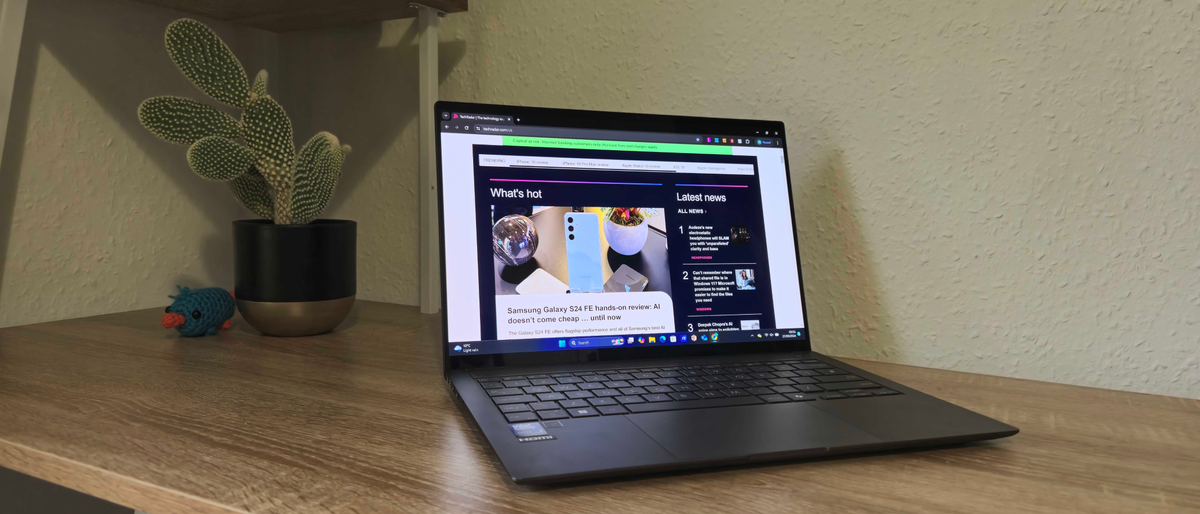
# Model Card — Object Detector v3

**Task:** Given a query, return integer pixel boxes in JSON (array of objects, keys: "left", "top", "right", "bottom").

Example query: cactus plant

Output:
[{"left": 138, "top": 19, "right": 350, "bottom": 224}]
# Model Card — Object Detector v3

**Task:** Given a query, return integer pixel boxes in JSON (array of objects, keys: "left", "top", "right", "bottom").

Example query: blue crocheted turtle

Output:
[{"left": 161, "top": 286, "right": 236, "bottom": 337}]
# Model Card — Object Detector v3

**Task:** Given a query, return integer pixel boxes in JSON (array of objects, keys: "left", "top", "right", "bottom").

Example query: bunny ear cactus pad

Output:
[
  {"left": 242, "top": 96, "right": 295, "bottom": 191},
  {"left": 252, "top": 70, "right": 268, "bottom": 98},
  {"left": 138, "top": 96, "right": 240, "bottom": 145},
  {"left": 187, "top": 136, "right": 255, "bottom": 181},
  {"left": 230, "top": 166, "right": 274, "bottom": 219},
  {"left": 165, "top": 19, "right": 251, "bottom": 108},
  {"left": 293, "top": 132, "right": 350, "bottom": 224}
]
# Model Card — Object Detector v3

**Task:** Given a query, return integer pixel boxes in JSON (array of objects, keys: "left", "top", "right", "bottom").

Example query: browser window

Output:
[{"left": 440, "top": 116, "right": 803, "bottom": 355}]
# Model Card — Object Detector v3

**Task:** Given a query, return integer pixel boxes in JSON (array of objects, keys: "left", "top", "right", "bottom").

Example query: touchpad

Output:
[{"left": 627, "top": 403, "right": 883, "bottom": 461}]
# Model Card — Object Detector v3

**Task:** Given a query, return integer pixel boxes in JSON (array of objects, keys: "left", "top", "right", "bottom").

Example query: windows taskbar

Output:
[{"left": 448, "top": 328, "right": 807, "bottom": 356}]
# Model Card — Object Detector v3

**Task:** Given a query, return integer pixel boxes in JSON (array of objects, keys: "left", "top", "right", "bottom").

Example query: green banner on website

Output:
[{"left": 502, "top": 136, "right": 732, "bottom": 155}]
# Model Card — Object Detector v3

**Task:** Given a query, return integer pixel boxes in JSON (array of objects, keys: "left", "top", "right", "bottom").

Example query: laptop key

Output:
[
  {"left": 656, "top": 371, "right": 682, "bottom": 378},
  {"left": 818, "top": 368, "right": 848, "bottom": 375},
  {"left": 632, "top": 372, "right": 658, "bottom": 380},
  {"left": 529, "top": 401, "right": 560, "bottom": 411},
  {"left": 654, "top": 378, "right": 682, "bottom": 385},
  {"left": 792, "top": 377, "right": 819, "bottom": 385},
  {"left": 487, "top": 388, "right": 524, "bottom": 397},
  {"left": 550, "top": 384, "right": 579, "bottom": 392},
  {"left": 669, "top": 392, "right": 700, "bottom": 400},
  {"left": 529, "top": 378, "right": 557, "bottom": 386},
  {"left": 874, "top": 389, "right": 902, "bottom": 396},
  {"left": 502, "top": 380, "right": 531, "bottom": 388},
  {"left": 696, "top": 390, "right": 726, "bottom": 399},
  {"left": 758, "top": 394, "right": 790, "bottom": 403},
  {"left": 498, "top": 404, "right": 531, "bottom": 413},
  {"left": 670, "top": 384, "right": 699, "bottom": 392},
  {"left": 479, "top": 381, "right": 504, "bottom": 389},
  {"left": 556, "top": 377, "right": 584, "bottom": 384},
  {"left": 583, "top": 375, "right": 608, "bottom": 383},
  {"left": 820, "top": 381, "right": 881, "bottom": 391},
  {"left": 768, "top": 378, "right": 795, "bottom": 386},
  {"left": 597, "top": 405, "right": 629, "bottom": 415},
  {"left": 646, "top": 386, "right": 674, "bottom": 394},
  {"left": 770, "top": 385, "right": 798, "bottom": 393},
  {"left": 565, "top": 391, "right": 595, "bottom": 399},
  {"left": 588, "top": 397, "right": 618, "bottom": 406},
  {"left": 630, "top": 379, "right": 657, "bottom": 387},
  {"left": 537, "top": 409, "right": 569, "bottom": 420},
  {"left": 594, "top": 389, "right": 621, "bottom": 397},
  {"left": 616, "top": 395, "right": 646, "bottom": 404},
  {"left": 782, "top": 393, "right": 816, "bottom": 402},
  {"left": 721, "top": 389, "right": 751, "bottom": 397},
  {"left": 522, "top": 386, "right": 552, "bottom": 394},
  {"left": 568, "top": 407, "right": 599, "bottom": 418},
  {"left": 821, "top": 393, "right": 849, "bottom": 400},
  {"left": 559, "top": 399, "right": 589, "bottom": 409},
  {"left": 604, "top": 381, "right": 632, "bottom": 389},
  {"left": 641, "top": 394, "right": 672, "bottom": 402},
  {"left": 697, "top": 383, "right": 723, "bottom": 391},
  {"left": 746, "top": 387, "right": 774, "bottom": 396},
  {"left": 505, "top": 412, "right": 539, "bottom": 422},
  {"left": 626, "top": 396, "right": 763, "bottom": 413},
  {"left": 619, "top": 387, "right": 648, "bottom": 395},
  {"left": 607, "top": 374, "right": 635, "bottom": 381},
  {"left": 816, "top": 374, "right": 862, "bottom": 383},
  {"left": 844, "top": 391, "right": 875, "bottom": 398},
  {"left": 536, "top": 393, "right": 567, "bottom": 401},
  {"left": 494, "top": 395, "right": 537, "bottom": 405},
  {"left": 578, "top": 383, "right": 605, "bottom": 390},
  {"left": 796, "top": 384, "right": 824, "bottom": 393}
]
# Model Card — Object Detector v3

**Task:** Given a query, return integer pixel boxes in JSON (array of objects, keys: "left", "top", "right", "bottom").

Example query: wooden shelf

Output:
[{"left": 126, "top": 0, "right": 467, "bottom": 32}]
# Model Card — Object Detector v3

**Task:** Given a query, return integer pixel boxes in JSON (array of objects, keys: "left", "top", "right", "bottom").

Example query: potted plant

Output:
[
  {"left": 602, "top": 208, "right": 658, "bottom": 255},
  {"left": 138, "top": 19, "right": 354, "bottom": 336}
]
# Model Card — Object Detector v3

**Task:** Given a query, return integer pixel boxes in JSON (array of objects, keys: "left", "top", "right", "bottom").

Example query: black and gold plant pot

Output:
[{"left": 233, "top": 219, "right": 356, "bottom": 337}]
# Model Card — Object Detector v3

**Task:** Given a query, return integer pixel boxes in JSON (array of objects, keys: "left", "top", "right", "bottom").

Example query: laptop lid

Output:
[{"left": 436, "top": 102, "right": 811, "bottom": 373}]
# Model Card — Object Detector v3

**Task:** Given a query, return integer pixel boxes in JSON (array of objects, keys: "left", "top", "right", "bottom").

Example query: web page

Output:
[{"left": 441, "top": 132, "right": 804, "bottom": 355}]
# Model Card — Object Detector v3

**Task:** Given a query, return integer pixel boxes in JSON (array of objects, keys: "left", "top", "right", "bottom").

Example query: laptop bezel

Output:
[{"left": 435, "top": 101, "right": 811, "bottom": 376}]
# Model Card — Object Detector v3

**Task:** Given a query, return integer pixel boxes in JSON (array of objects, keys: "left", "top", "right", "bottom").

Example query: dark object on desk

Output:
[
  {"left": 161, "top": 286, "right": 236, "bottom": 337},
  {"left": 439, "top": 101, "right": 1017, "bottom": 485},
  {"left": 234, "top": 219, "right": 356, "bottom": 336}
]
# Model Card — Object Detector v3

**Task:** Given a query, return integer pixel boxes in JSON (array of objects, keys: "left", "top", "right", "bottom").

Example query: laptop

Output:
[{"left": 435, "top": 101, "right": 1017, "bottom": 484}]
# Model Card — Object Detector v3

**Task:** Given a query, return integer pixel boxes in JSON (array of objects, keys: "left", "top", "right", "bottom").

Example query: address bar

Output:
[{"left": 478, "top": 155, "right": 754, "bottom": 175}]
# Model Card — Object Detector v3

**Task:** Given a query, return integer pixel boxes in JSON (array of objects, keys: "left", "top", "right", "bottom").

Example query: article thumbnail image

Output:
[
  {"left": 735, "top": 269, "right": 756, "bottom": 290},
  {"left": 491, "top": 206, "right": 671, "bottom": 298}
]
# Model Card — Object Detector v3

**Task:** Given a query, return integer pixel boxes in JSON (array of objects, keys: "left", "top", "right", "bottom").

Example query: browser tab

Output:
[{"left": 450, "top": 112, "right": 514, "bottom": 125}]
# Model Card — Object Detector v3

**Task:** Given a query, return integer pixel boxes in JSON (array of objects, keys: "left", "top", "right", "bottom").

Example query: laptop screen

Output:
[{"left": 438, "top": 105, "right": 806, "bottom": 356}]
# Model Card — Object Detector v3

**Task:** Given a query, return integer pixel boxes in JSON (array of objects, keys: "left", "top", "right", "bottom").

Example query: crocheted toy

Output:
[{"left": 161, "top": 286, "right": 236, "bottom": 337}]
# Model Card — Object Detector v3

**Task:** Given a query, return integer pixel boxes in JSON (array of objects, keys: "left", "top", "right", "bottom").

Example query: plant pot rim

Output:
[{"left": 235, "top": 219, "right": 355, "bottom": 228}]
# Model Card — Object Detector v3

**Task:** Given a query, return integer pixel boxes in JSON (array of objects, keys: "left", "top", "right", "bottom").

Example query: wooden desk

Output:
[{"left": 0, "top": 302, "right": 1196, "bottom": 513}]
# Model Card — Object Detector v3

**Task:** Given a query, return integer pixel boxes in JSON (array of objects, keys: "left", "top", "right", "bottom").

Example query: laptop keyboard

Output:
[{"left": 476, "top": 359, "right": 902, "bottom": 423}]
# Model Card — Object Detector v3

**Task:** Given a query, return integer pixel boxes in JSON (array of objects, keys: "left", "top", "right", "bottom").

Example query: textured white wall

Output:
[
  {"left": 433, "top": 0, "right": 1200, "bottom": 398},
  {"left": 1, "top": 0, "right": 1196, "bottom": 398},
  {"left": 0, "top": 0, "right": 277, "bottom": 326}
]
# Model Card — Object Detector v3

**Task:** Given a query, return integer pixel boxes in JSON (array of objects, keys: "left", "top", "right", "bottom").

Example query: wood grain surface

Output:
[
  {"left": 0, "top": 301, "right": 1197, "bottom": 513},
  {"left": 125, "top": 0, "right": 467, "bottom": 32}
]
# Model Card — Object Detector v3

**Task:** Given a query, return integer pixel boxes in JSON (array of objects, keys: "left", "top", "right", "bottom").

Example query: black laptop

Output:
[{"left": 435, "top": 101, "right": 1017, "bottom": 484}]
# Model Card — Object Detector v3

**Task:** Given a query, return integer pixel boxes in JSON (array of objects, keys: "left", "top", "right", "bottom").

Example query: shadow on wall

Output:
[
  {"left": 0, "top": 0, "right": 262, "bottom": 297},
  {"left": 0, "top": 0, "right": 466, "bottom": 304},
  {"left": 793, "top": 148, "right": 900, "bottom": 362},
  {"left": 279, "top": 22, "right": 466, "bottom": 216}
]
